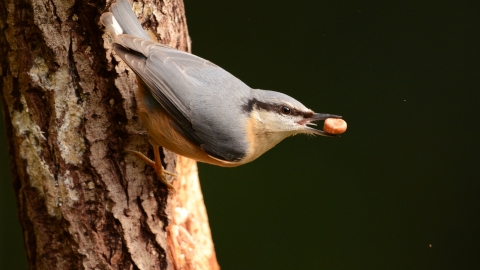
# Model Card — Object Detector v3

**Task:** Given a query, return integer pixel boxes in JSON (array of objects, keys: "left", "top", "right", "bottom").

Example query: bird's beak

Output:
[{"left": 299, "top": 113, "right": 342, "bottom": 137}]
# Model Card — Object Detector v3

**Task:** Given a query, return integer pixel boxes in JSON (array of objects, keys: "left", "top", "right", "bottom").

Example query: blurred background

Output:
[{"left": 1, "top": 0, "right": 479, "bottom": 269}]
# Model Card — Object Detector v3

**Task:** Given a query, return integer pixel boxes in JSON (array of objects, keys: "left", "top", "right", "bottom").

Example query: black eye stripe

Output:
[{"left": 242, "top": 98, "right": 314, "bottom": 118}]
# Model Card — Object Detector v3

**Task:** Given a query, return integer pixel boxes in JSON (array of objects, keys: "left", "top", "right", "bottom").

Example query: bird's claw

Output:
[{"left": 124, "top": 148, "right": 176, "bottom": 191}]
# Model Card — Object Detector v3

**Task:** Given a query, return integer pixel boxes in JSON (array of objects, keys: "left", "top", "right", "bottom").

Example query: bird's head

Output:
[{"left": 244, "top": 90, "right": 341, "bottom": 141}]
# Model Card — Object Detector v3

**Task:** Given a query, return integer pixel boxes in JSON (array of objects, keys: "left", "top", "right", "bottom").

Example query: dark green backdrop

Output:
[{"left": 1, "top": 1, "right": 479, "bottom": 269}]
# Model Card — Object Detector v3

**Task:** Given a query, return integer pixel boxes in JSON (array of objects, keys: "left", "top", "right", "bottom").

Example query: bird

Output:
[{"left": 101, "top": 0, "right": 344, "bottom": 190}]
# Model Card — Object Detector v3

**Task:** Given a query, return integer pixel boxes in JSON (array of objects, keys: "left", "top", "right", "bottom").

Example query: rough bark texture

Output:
[{"left": 0, "top": 0, "right": 219, "bottom": 269}]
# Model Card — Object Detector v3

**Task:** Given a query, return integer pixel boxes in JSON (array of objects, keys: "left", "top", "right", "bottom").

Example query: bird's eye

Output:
[{"left": 280, "top": 106, "right": 291, "bottom": 115}]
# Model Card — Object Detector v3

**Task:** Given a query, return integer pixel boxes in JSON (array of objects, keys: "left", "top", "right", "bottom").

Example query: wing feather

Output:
[{"left": 113, "top": 36, "right": 252, "bottom": 161}]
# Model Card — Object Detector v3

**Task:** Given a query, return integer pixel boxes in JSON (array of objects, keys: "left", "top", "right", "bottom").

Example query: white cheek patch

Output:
[
  {"left": 252, "top": 110, "right": 264, "bottom": 124},
  {"left": 255, "top": 110, "right": 298, "bottom": 133}
]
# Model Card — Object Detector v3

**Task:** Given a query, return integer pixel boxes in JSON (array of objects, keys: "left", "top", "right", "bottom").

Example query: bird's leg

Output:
[{"left": 125, "top": 146, "right": 176, "bottom": 190}]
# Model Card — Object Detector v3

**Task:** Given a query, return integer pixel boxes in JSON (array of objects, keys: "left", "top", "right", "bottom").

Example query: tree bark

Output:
[{"left": 0, "top": 0, "right": 219, "bottom": 269}]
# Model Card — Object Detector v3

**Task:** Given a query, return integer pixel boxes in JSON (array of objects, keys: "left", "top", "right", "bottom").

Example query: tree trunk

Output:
[{"left": 0, "top": 0, "right": 219, "bottom": 269}]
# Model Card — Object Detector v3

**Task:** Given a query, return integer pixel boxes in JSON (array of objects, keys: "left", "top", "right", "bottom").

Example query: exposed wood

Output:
[{"left": 0, "top": 0, "right": 219, "bottom": 269}]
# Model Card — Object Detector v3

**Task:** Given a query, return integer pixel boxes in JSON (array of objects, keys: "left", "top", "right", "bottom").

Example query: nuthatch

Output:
[{"left": 101, "top": 0, "right": 346, "bottom": 189}]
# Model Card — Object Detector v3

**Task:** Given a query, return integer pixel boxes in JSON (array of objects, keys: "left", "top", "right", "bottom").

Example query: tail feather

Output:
[
  {"left": 101, "top": 0, "right": 150, "bottom": 41},
  {"left": 100, "top": 12, "right": 123, "bottom": 36}
]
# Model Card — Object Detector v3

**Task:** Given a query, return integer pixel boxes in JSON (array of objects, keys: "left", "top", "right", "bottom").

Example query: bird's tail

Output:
[{"left": 100, "top": 0, "right": 150, "bottom": 41}]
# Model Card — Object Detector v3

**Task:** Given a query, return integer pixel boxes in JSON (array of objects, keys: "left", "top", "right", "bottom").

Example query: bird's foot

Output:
[{"left": 124, "top": 148, "right": 176, "bottom": 191}]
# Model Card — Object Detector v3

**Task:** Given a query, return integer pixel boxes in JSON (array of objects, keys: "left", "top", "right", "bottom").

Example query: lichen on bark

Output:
[{"left": 0, "top": 0, "right": 219, "bottom": 269}]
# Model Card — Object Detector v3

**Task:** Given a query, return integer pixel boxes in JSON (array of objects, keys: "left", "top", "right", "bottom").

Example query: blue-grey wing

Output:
[{"left": 113, "top": 36, "right": 251, "bottom": 161}]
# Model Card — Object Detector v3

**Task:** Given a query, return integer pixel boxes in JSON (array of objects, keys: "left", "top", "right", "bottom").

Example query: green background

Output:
[{"left": 1, "top": 0, "right": 479, "bottom": 269}]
